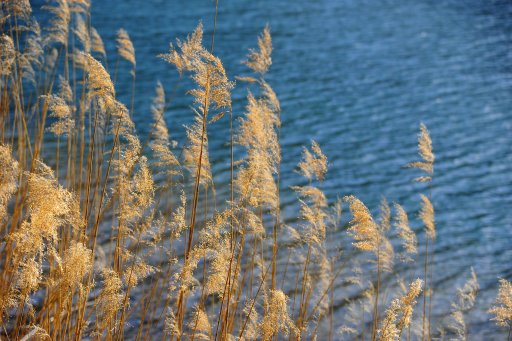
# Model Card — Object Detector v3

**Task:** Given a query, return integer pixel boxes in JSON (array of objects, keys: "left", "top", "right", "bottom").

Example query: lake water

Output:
[{"left": 33, "top": 0, "right": 512, "bottom": 338}]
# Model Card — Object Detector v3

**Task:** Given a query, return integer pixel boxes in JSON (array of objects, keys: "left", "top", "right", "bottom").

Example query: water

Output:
[{"left": 36, "top": 0, "right": 512, "bottom": 338}]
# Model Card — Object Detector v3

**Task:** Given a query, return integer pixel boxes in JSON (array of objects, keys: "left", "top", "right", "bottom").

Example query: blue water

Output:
[{"left": 35, "top": 0, "right": 512, "bottom": 338}]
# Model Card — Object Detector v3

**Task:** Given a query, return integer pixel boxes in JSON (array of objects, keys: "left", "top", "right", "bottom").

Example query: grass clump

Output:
[{"left": 0, "top": 1, "right": 508, "bottom": 340}]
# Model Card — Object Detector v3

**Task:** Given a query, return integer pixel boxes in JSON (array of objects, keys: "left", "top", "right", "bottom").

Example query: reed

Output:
[{"left": 0, "top": 1, "right": 507, "bottom": 340}]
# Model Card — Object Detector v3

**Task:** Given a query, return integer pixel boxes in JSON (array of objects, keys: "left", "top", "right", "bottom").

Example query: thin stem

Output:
[
  {"left": 422, "top": 237, "right": 429, "bottom": 341},
  {"left": 371, "top": 245, "right": 381, "bottom": 341}
]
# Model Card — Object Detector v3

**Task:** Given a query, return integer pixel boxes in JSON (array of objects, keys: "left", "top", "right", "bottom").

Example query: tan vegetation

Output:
[{"left": 0, "top": 1, "right": 507, "bottom": 340}]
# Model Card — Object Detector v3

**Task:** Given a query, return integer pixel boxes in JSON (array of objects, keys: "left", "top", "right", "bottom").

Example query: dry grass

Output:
[{"left": 0, "top": 1, "right": 508, "bottom": 340}]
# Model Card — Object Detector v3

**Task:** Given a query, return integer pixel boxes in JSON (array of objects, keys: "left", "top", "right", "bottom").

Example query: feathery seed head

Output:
[
  {"left": 407, "top": 123, "right": 434, "bottom": 182},
  {"left": 60, "top": 242, "right": 93, "bottom": 289},
  {"left": 188, "top": 307, "right": 211, "bottom": 339},
  {"left": 151, "top": 81, "right": 169, "bottom": 144},
  {"left": 245, "top": 25, "right": 272, "bottom": 75},
  {"left": 58, "top": 75, "right": 73, "bottom": 103},
  {"left": 160, "top": 22, "right": 203, "bottom": 75},
  {"left": 379, "top": 279, "right": 423, "bottom": 340},
  {"left": 19, "top": 22, "right": 44, "bottom": 83},
  {"left": 417, "top": 123, "right": 434, "bottom": 164},
  {"left": 82, "top": 52, "right": 115, "bottom": 102},
  {"left": 165, "top": 309, "right": 181, "bottom": 336},
  {"left": 238, "top": 92, "right": 280, "bottom": 164},
  {"left": 236, "top": 149, "right": 278, "bottom": 208},
  {"left": 293, "top": 185, "right": 327, "bottom": 208},
  {"left": 16, "top": 160, "right": 83, "bottom": 251},
  {"left": 169, "top": 191, "right": 187, "bottom": 240},
  {"left": 393, "top": 203, "right": 417, "bottom": 260},
  {"left": 242, "top": 299, "right": 261, "bottom": 340},
  {"left": 150, "top": 82, "right": 181, "bottom": 181},
  {"left": 397, "top": 279, "right": 423, "bottom": 331},
  {"left": 260, "top": 290, "right": 298, "bottom": 340},
  {"left": 449, "top": 269, "right": 479, "bottom": 340},
  {"left": 124, "top": 260, "right": 155, "bottom": 287},
  {"left": 184, "top": 114, "right": 212, "bottom": 186},
  {"left": 4, "top": 0, "right": 32, "bottom": 19},
  {"left": 380, "top": 236, "right": 395, "bottom": 273},
  {"left": 91, "top": 27, "right": 106, "bottom": 56},
  {"left": 298, "top": 141, "right": 328, "bottom": 182},
  {"left": 0, "top": 35, "right": 15, "bottom": 76},
  {"left": 43, "top": 94, "right": 75, "bottom": 136},
  {"left": 344, "top": 195, "right": 379, "bottom": 253},
  {"left": 206, "top": 239, "right": 234, "bottom": 297},
  {"left": 14, "top": 258, "right": 41, "bottom": 296},
  {"left": 74, "top": 15, "right": 90, "bottom": 53},
  {"left": 0, "top": 144, "right": 19, "bottom": 222},
  {"left": 160, "top": 23, "right": 233, "bottom": 116},
  {"left": 44, "top": 47, "right": 59, "bottom": 72},
  {"left": 378, "top": 197, "right": 391, "bottom": 232},
  {"left": 453, "top": 268, "right": 479, "bottom": 312},
  {"left": 419, "top": 194, "right": 435, "bottom": 240},
  {"left": 117, "top": 28, "right": 136, "bottom": 67},
  {"left": 97, "top": 268, "right": 124, "bottom": 330},
  {"left": 43, "top": 0, "right": 70, "bottom": 47},
  {"left": 69, "top": 0, "right": 90, "bottom": 13},
  {"left": 489, "top": 278, "right": 512, "bottom": 327}
]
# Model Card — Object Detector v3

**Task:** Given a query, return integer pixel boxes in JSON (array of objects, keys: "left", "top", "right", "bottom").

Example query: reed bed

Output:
[{"left": 0, "top": 1, "right": 509, "bottom": 340}]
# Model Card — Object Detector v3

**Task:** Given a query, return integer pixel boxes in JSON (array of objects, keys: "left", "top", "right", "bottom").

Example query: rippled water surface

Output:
[{"left": 37, "top": 0, "right": 512, "bottom": 338}]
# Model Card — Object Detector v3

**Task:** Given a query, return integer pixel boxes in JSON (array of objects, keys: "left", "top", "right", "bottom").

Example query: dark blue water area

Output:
[{"left": 28, "top": 0, "right": 512, "bottom": 338}]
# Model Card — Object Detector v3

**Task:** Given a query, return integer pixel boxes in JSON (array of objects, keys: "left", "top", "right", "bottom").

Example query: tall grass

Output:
[{"left": 0, "top": 1, "right": 509, "bottom": 340}]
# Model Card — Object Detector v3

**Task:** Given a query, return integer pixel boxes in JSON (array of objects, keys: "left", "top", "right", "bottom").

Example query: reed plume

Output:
[
  {"left": 115, "top": 150, "right": 154, "bottom": 233},
  {"left": 43, "top": 0, "right": 70, "bottom": 47},
  {"left": 237, "top": 92, "right": 280, "bottom": 207},
  {"left": 3, "top": 0, "right": 32, "bottom": 20},
  {"left": 0, "top": 144, "right": 19, "bottom": 223},
  {"left": 82, "top": 52, "right": 115, "bottom": 102},
  {"left": 241, "top": 299, "right": 261, "bottom": 340},
  {"left": 297, "top": 140, "right": 328, "bottom": 183},
  {"left": 379, "top": 279, "right": 423, "bottom": 340},
  {"left": 393, "top": 203, "right": 417, "bottom": 261},
  {"left": 97, "top": 268, "right": 124, "bottom": 332},
  {"left": 69, "top": 0, "right": 90, "bottom": 14},
  {"left": 160, "top": 23, "right": 233, "bottom": 114},
  {"left": 489, "top": 279, "right": 512, "bottom": 331},
  {"left": 408, "top": 123, "right": 434, "bottom": 183},
  {"left": 116, "top": 28, "right": 136, "bottom": 67},
  {"left": 19, "top": 22, "right": 44, "bottom": 84},
  {"left": 59, "top": 242, "right": 93, "bottom": 290},
  {"left": 58, "top": 75, "right": 73, "bottom": 102},
  {"left": 150, "top": 82, "right": 180, "bottom": 187},
  {"left": 184, "top": 114, "right": 213, "bottom": 186},
  {"left": 188, "top": 307, "right": 212, "bottom": 340},
  {"left": 448, "top": 268, "right": 478, "bottom": 340},
  {"left": 123, "top": 260, "right": 155, "bottom": 287},
  {"left": 244, "top": 25, "right": 272, "bottom": 75},
  {"left": 91, "top": 27, "right": 106, "bottom": 57},
  {"left": 419, "top": 194, "right": 435, "bottom": 241},
  {"left": 378, "top": 198, "right": 394, "bottom": 273},
  {"left": 260, "top": 290, "right": 298, "bottom": 340},
  {"left": 15, "top": 160, "right": 83, "bottom": 246},
  {"left": 0, "top": 35, "right": 15, "bottom": 76},
  {"left": 44, "top": 94, "right": 74, "bottom": 136},
  {"left": 345, "top": 196, "right": 380, "bottom": 253},
  {"left": 74, "top": 15, "right": 90, "bottom": 53}
]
